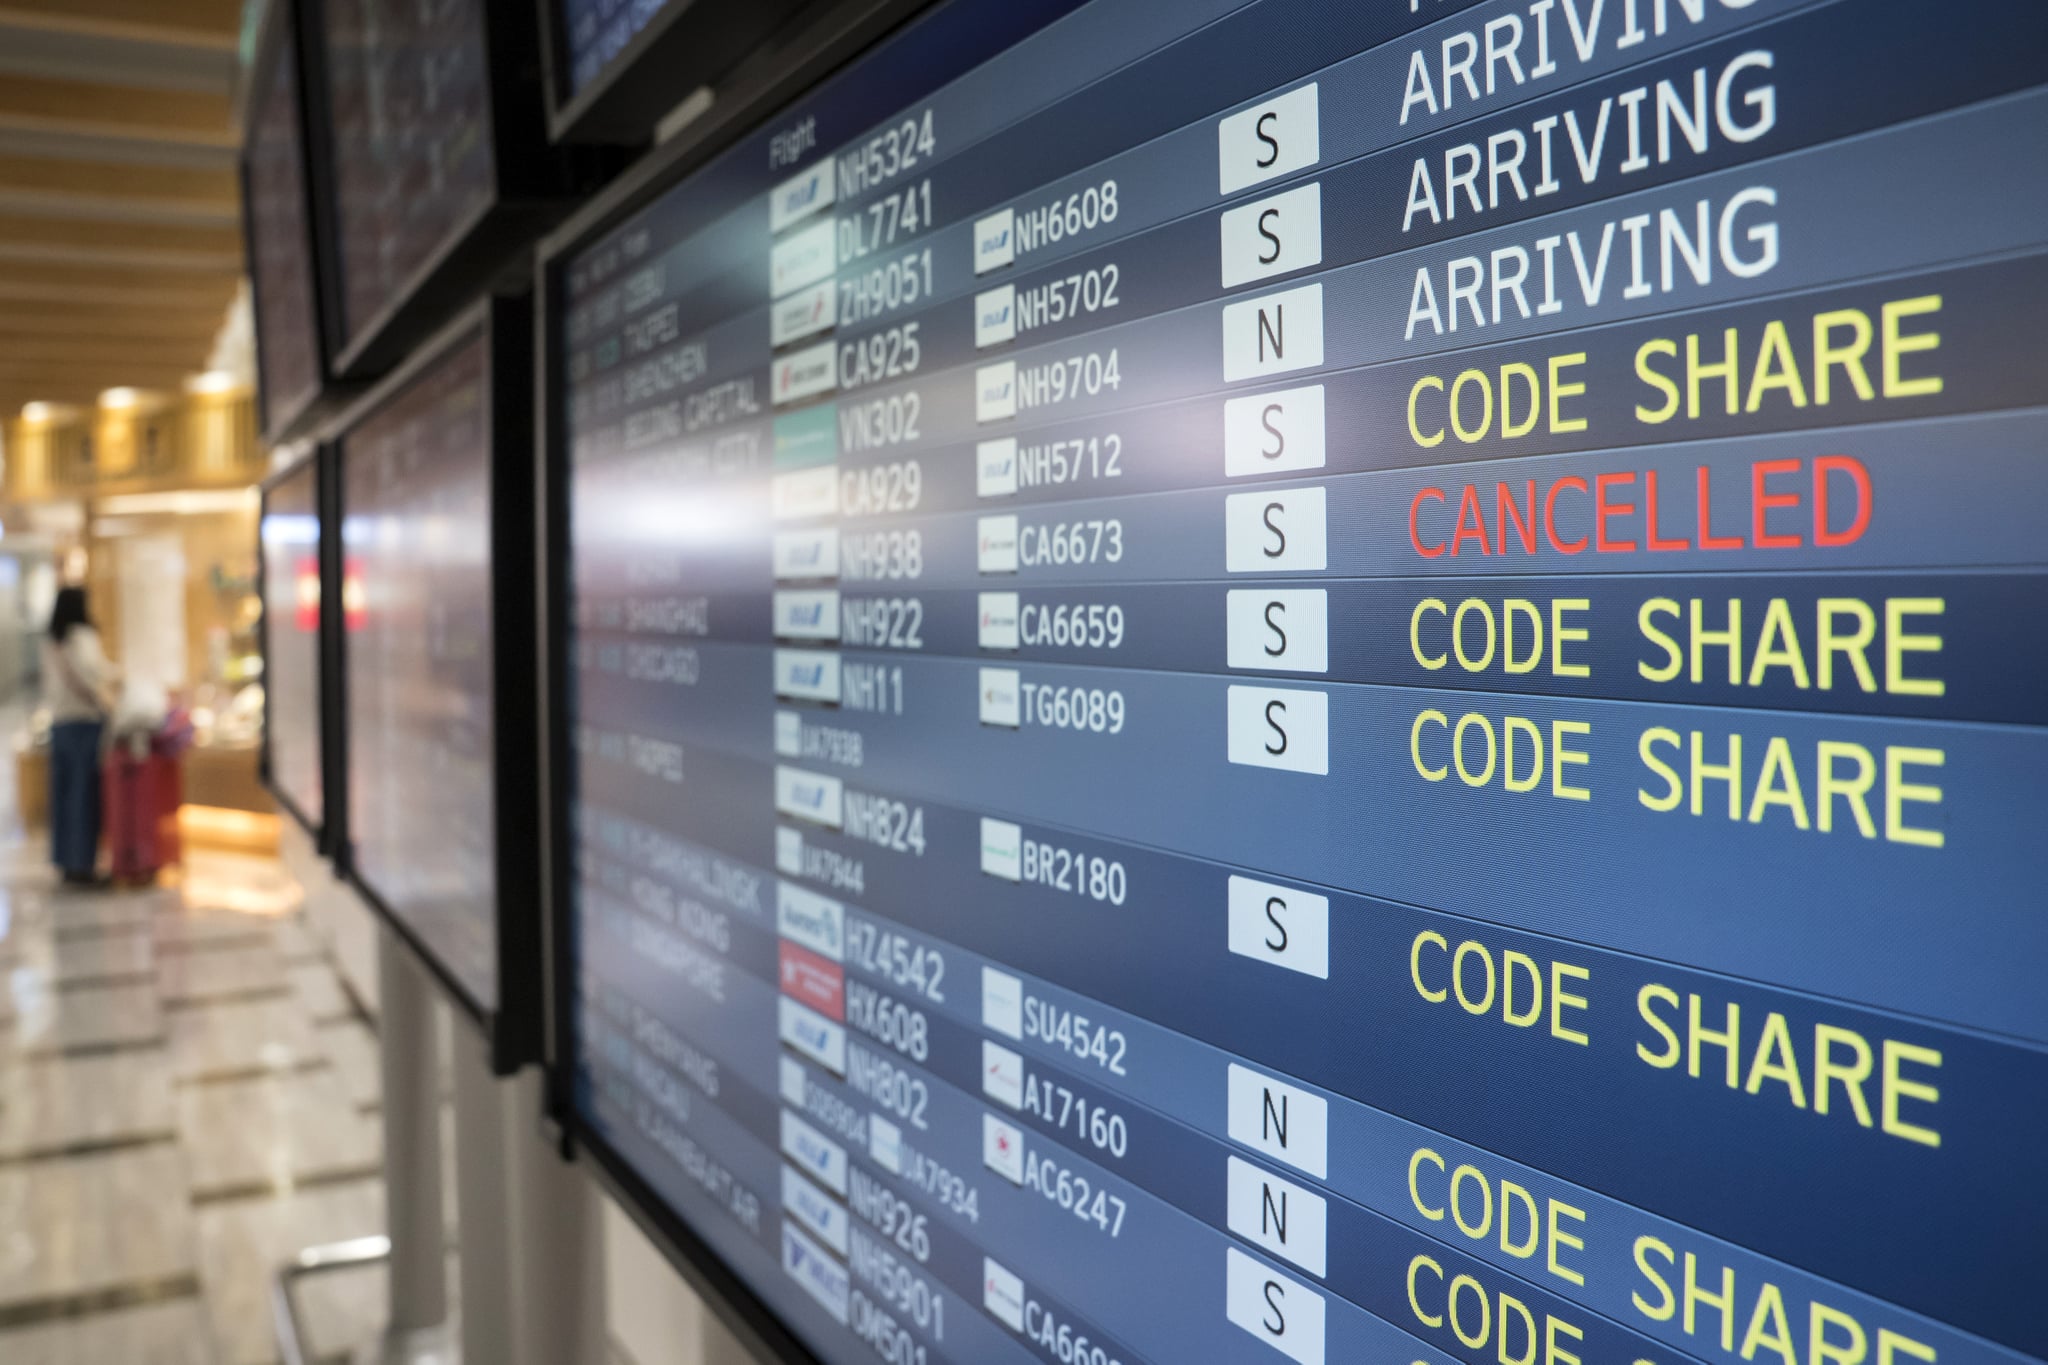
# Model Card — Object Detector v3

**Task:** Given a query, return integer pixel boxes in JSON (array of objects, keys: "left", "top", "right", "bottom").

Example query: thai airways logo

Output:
[
  {"left": 978, "top": 667, "right": 1021, "bottom": 728},
  {"left": 976, "top": 514, "right": 1019, "bottom": 574},
  {"left": 975, "top": 361, "right": 1017, "bottom": 423},
  {"left": 975, "top": 284, "right": 1016, "bottom": 348},
  {"left": 977, "top": 591, "right": 1020, "bottom": 650},
  {"left": 974, "top": 208, "right": 1016, "bottom": 274},
  {"left": 976, "top": 437, "right": 1018, "bottom": 498}
]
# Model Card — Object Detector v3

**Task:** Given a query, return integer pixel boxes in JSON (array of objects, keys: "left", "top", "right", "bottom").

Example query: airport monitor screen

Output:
[
  {"left": 318, "top": 0, "right": 496, "bottom": 354},
  {"left": 343, "top": 330, "right": 499, "bottom": 1012},
  {"left": 246, "top": 7, "right": 325, "bottom": 438},
  {"left": 554, "top": 2, "right": 2048, "bottom": 1363},
  {"left": 261, "top": 455, "right": 325, "bottom": 832}
]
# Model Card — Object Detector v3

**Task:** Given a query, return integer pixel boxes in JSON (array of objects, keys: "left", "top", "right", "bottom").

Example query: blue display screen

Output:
[{"left": 557, "top": 2, "right": 2048, "bottom": 1362}]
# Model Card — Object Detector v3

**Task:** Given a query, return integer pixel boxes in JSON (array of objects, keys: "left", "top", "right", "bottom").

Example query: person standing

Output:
[{"left": 42, "top": 586, "right": 115, "bottom": 887}]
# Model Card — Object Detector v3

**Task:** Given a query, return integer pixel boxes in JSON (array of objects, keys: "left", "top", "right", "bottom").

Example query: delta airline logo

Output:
[
  {"left": 769, "top": 162, "right": 836, "bottom": 234},
  {"left": 978, "top": 667, "right": 1021, "bottom": 728},
  {"left": 977, "top": 591, "right": 1020, "bottom": 650},
  {"left": 779, "top": 940, "right": 846, "bottom": 1020},
  {"left": 975, "top": 285, "right": 1016, "bottom": 348},
  {"left": 976, "top": 437, "right": 1017, "bottom": 498},
  {"left": 772, "top": 589, "right": 839, "bottom": 640},
  {"left": 982, "top": 1039, "right": 1024, "bottom": 1109},
  {"left": 974, "top": 208, "right": 1016, "bottom": 274},
  {"left": 770, "top": 219, "right": 837, "bottom": 298},
  {"left": 772, "top": 340, "right": 837, "bottom": 406},
  {"left": 975, "top": 362, "right": 1017, "bottom": 423},
  {"left": 976, "top": 515, "right": 1019, "bottom": 574},
  {"left": 771, "top": 280, "right": 837, "bottom": 348},
  {"left": 983, "top": 1258, "right": 1026, "bottom": 1333},
  {"left": 983, "top": 1112, "right": 1026, "bottom": 1184}
]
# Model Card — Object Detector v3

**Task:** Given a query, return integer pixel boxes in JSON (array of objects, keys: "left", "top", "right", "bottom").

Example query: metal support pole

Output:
[
  {"left": 452, "top": 1025, "right": 515, "bottom": 1365},
  {"left": 377, "top": 927, "right": 450, "bottom": 1336},
  {"left": 502, "top": 1066, "right": 607, "bottom": 1365}
]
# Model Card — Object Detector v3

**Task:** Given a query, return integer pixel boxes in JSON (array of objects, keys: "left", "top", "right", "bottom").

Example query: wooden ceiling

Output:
[{"left": 0, "top": 0, "right": 243, "bottom": 416}]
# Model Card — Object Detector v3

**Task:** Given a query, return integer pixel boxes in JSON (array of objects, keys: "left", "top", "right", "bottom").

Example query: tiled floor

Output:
[{"left": 0, "top": 846, "right": 396, "bottom": 1364}]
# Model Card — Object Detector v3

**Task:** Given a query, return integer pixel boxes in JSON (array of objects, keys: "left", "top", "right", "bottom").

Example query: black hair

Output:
[{"left": 48, "top": 585, "right": 89, "bottom": 642}]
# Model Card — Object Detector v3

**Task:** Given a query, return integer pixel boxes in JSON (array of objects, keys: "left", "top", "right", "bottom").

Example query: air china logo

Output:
[
  {"left": 974, "top": 208, "right": 1016, "bottom": 274},
  {"left": 975, "top": 284, "right": 1016, "bottom": 348},
  {"left": 976, "top": 514, "right": 1019, "bottom": 574},
  {"left": 976, "top": 437, "right": 1018, "bottom": 498},
  {"left": 983, "top": 1258, "right": 1026, "bottom": 1333},
  {"left": 773, "top": 339, "right": 836, "bottom": 406},
  {"left": 975, "top": 361, "right": 1017, "bottom": 423},
  {"left": 977, "top": 591, "right": 1020, "bottom": 650}
]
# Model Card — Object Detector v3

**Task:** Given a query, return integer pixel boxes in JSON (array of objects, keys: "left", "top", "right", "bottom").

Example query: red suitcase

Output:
[{"left": 103, "top": 748, "right": 181, "bottom": 883}]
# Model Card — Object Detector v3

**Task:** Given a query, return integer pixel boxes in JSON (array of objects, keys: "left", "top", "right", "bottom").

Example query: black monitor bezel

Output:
[
  {"left": 243, "top": 0, "right": 350, "bottom": 447},
  {"left": 331, "top": 293, "right": 544, "bottom": 1075},
  {"left": 528, "top": 0, "right": 1083, "bottom": 1357},
  {"left": 257, "top": 447, "right": 339, "bottom": 851},
  {"left": 299, "top": 0, "right": 593, "bottom": 382}
]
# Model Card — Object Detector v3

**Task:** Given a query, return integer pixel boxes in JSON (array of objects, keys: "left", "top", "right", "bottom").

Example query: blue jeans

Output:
[{"left": 49, "top": 720, "right": 103, "bottom": 876}]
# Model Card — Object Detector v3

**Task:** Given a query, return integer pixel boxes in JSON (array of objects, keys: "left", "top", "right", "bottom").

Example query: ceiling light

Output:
[
  {"left": 20, "top": 402, "right": 51, "bottom": 423},
  {"left": 187, "top": 371, "right": 236, "bottom": 395},
  {"left": 99, "top": 387, "right": 138, "bottom": 410}
]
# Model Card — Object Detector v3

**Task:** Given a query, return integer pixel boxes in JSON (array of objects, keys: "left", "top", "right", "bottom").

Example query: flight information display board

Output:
[
  {"left": 553, "top": 2, "right": 2048, "bottom": 1363},
  {"left": 556, "top": 0, "right": 670, "bottom": 99},
  {"left": 317, "top": 0, "right": 496, "bottom": 356},
  {"left": 343, "top": 330, "right": 499, "bottom": 1013},
  {"left": 261, "top": 454, "right": 326, "bottom": 833},
  {"left": 246, "top": 5, "right": 326, "bottom": 440}
]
